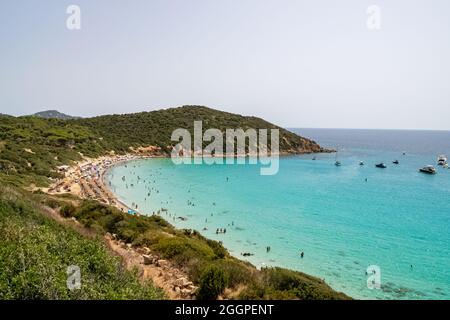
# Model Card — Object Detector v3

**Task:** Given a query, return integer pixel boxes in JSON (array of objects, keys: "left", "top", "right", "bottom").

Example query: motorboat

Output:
[
  {"left": 375, "top": 163, "right": 387, "bottom": 168},
  {"left": 437, "top": 155, "right": 447, "bottom": 166},
  {"left": 419, "top": 165, "right": 437, "bottom": 174},
  {"left": 393, "top": 160, "right": 399, "bottom": 165},
  {"left": 359, "top": 161, "right": 364, "bottom": 166},
  {"left": 334, "top": 147, "right": 341, "bottom": 166}
]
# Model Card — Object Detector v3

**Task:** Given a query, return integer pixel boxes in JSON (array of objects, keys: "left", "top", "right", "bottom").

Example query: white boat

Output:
[
  {"left": 419, "top": 165, "right": 437, "bottom": 174},
  {"left": 437, "top": 155, "right": 447, "bottom": 166}
]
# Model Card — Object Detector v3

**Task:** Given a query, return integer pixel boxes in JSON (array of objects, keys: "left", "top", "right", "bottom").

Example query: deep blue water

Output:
[{"left": 106, "top": 129, "right": 450, "bottom": 300}]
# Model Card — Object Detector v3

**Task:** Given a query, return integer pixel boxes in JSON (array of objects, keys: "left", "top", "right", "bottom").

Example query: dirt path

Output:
[
  {"left": 41, "top": 205, "right": 197, "bottom": 300},
  {"left": 105, "top": 235, "right": 197, "bottom": 299}
]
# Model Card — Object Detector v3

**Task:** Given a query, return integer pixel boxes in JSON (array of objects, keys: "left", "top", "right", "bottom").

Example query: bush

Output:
[
  {"left": 44, "top": 198, "right": 61, "bottom": 209},
  {"left": 213, "top": 259, "right": 253, "bottom": 289},
  {"left": 206, "top": 239, "right": 227, "bottom": 259},
  {"left": 60, "top": 203, "right": 76, "bottom": 218},
  {"left": 153, "top": 237, "right": 215, "bottom": 260},
  {"left": 239, "top": 267, "right": 350, "bottom": 300},
  {"left": 197, "top": 265, "right": 228, "bottom": 300}
]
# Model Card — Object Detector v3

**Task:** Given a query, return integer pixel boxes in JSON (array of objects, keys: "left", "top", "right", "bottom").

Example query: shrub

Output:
[
  {"left": 239, "top": 267, "right": 350, "bottom": 300},
  {"left": 44, "top": 198, "right": 61, "bottom": 209},
  {"left": 206, "top": 239, "right": 227, "bottom": 259},
  {"left": 213, "top": 259, "right": 253, "bottom": 288},
  {"left": 153, "top": 237, "right": 215, "bottom": 260},
  {"left": 60, "top": 203, "right": 76, "bottom": 218},
  {"left": 197, "top": 265, "right": 228, "bottom": 300}
]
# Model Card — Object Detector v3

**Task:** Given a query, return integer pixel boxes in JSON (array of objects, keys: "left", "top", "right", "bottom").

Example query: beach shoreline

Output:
[
  {"left": 48, "top": 151, "right": 323, "bottom": 214},
  {"left": 47, "top": 151, "right": 355, "bottom": 300}
]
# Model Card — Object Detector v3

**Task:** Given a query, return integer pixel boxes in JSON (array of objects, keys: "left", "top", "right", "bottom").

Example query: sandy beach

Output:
[{"left": 48, "top": 153, "right": 152, "bottom": 213}]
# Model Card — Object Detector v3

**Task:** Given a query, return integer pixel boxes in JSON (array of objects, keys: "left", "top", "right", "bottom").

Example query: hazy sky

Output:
[{"left": 1, "top": 0, "right": 449, "bottom": 129}]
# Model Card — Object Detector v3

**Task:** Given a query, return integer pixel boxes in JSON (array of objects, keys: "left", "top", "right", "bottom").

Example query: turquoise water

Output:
[{"left": 106, "top": 129, "right": 450, "bottom": 300}]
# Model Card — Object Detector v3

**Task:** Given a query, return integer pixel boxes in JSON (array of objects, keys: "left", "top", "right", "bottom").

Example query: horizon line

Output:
[{"left": 288, "top": 127, "right": 450, "bottom": 132}]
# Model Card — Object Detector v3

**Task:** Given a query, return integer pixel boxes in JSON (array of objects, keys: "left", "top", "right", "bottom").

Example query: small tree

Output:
[
  {"left": 197, "top": 265, "right": 228, "bottom": 300},
  {"left": 60, "top": 203, "right": 76, "bottom": 217}
]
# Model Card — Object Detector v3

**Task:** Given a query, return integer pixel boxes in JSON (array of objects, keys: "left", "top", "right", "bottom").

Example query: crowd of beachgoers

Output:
[{"left": 47, "top": 154, "right": 147, "bottom": 212}]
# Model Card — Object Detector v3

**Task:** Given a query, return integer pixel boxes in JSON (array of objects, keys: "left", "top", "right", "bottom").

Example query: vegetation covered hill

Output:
[
  {"left": 0, "top": 115, "right": 104, "bottom": 186},
  {"left": 77, "top": 105, "right": 326, "bottom": 154},
  {"left": 33, "top": 110, "right": 80, "bottom": 120}
]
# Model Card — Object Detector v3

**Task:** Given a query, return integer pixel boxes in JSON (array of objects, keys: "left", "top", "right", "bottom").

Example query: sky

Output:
[{"left": 0, "top": 0, "right": 449, "bottom": 130}]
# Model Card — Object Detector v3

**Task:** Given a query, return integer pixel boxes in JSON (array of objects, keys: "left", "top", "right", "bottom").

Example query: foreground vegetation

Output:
[
  {"left": 0, "top": 106, "right": 348, "bottom": 300},
  {"left": 0, "top": 187, "right": 164, "bottom": 299}
]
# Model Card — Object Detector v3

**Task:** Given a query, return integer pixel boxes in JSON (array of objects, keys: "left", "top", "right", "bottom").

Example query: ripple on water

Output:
[{"left": 381, "top": 282, "right": 426, "bottom": 299}]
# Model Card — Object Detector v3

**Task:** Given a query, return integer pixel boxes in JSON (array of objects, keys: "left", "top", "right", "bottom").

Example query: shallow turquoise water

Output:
[{"left": 106, "top": 129, "right": 450, "bottom": 300}]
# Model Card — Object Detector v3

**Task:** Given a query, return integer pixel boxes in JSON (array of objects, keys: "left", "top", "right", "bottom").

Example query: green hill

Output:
[
  {"left": 33, "top": 110, "right": 80, "bottom": 120},
  {"left": 77, "top": 105, "right": 326, "bottom": 154}
]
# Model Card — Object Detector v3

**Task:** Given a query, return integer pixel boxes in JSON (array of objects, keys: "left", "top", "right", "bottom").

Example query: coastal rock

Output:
[
  {"left": 175, "top": 277, "right": 192, "bottom": 288},
  {"left": 188, "top": 285, "right": 198, "bottom": 292},
  {"left": 142, "top": 247, "right": 151, "bottom": 254},
  {"left": 175, "top": 277, "right": 187, "bottom": 287},
  {"left": 180, "top": 288, "right": 192, "bottom": 297},
  {"left": 136, "top": 247, "right": 147, "bottom": 254},
  {"left": 119, "top": 242, "right": 128, "bottom": 249},
  {"left": 157, "top": 259, "right": 169, "bottom": 268},
  {"left": 142, "top": 254, "right": 153, "bottom": 265}
]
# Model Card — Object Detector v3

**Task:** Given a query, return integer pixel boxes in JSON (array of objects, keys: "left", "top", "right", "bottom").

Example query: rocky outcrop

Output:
[{"left": 105, "top": 234, "right": 197, "bottom": 299}]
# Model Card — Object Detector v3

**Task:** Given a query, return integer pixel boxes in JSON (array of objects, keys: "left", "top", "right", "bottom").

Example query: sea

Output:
[{"left": 105, "top": 128, "right": 450, "bottom": 300}]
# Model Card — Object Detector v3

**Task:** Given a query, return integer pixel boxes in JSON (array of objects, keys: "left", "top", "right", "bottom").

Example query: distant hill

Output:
[
  {"left": 33, "top": 110, "right": 80, "bottom": 120},
  {"left": 77, "top": 105, "right": 327, "bottom": 154}
]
